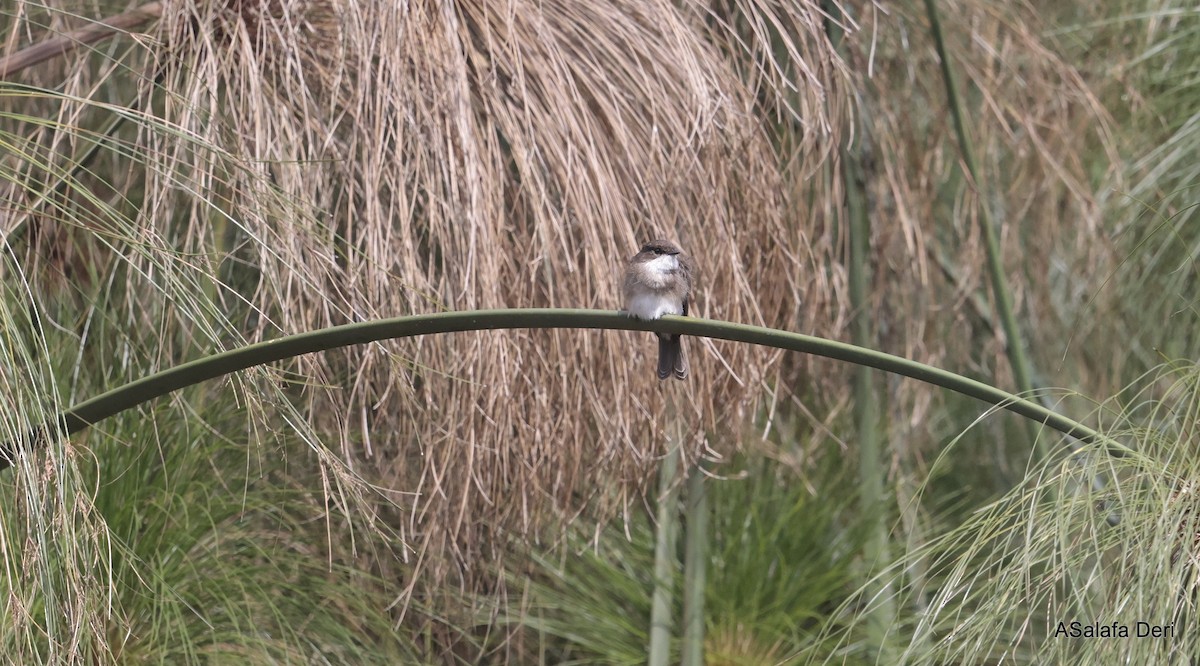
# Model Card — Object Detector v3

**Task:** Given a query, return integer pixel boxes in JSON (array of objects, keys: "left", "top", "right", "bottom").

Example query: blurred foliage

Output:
[{"left": 479, "top": 451, "right": 868, "bottom": 665}]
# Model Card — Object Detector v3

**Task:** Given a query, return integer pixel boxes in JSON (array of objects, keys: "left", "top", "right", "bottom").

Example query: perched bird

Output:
[{"left": 621, "top": 239, "right": 694, "bottom": 380}]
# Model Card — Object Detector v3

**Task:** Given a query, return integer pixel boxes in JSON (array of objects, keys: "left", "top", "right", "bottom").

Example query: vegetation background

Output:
[{"left": 0, "top": 0, "right": 1196, "bottom": 663}]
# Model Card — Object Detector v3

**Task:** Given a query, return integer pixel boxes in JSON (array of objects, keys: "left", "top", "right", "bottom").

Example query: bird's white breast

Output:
[
  {"left": 626, "top": 290, "right": 683, "bottom": 320},
  {"left": 625, "top": 254, "right": 685, "bottom": 320}
]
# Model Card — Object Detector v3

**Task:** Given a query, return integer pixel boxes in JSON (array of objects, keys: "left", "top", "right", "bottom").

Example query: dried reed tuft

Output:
[{"left": 129, "top": 0, "right": 846, "bottom": 603}]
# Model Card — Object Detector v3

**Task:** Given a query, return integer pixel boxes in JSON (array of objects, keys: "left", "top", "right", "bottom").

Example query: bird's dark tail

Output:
[{"left": 656, "top": 334, "right": 688, "bottom": 380}]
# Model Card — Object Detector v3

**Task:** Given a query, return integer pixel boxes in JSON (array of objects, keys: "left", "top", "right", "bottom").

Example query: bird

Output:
[{"left": 621, "top": 239, "right": 694, "bottom": 380}]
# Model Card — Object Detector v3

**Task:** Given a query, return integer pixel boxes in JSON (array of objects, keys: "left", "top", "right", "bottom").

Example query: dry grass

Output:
[
  {"left": 1, "top": 0, "right": 1155, "bottom": 659},
  {"left": 804, "top": 1, "right": 1125, "bottom": 486},
  {"left": 6, "top": 0, "right": 848, "bottom": 617}
]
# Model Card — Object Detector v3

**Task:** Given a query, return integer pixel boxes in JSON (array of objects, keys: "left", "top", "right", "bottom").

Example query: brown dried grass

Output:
[
  {"left": 133, "top": 0, "right": 847, "bottom": 602},
  {"left": 814, "top": 1, "right": 1122, "bottom": 480},
  {"left": 2, "top": 0, "right": 1133, "bottom": 643}
]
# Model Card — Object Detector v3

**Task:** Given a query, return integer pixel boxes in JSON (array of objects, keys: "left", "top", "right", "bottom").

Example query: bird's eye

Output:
[{"left": 653, "top": 248, "right": 664, "bottom": 255}]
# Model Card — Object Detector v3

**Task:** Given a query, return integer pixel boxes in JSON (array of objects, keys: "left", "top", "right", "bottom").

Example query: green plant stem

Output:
[
  {"left": 647, "top": 423, "right": 681, "bottom": 666},
  {"left": 846, "top": 84, "right": 898, "bottom": 666},
  {"left": 922, "top": 0, "right": 1042, "bottom": 455},
  {"left": 681, "top": 461, "right": 708, "bottom": 666},
  {"left": 1, "top": 309, "right": 1130, "bottom": 471},
  {"left": 825, "top": 1, "right": 898, "bottom": 655}
]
